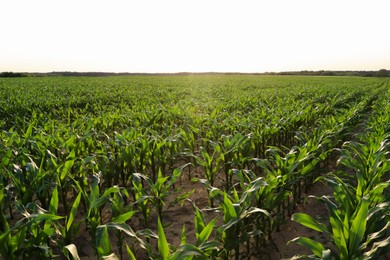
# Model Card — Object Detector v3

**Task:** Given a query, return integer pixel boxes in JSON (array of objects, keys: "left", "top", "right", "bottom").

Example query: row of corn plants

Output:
[
  {"left": 291, "top": 80, "right": 390, "bottom": 259},
  {"left": 180, "top": 81, "right": 386, "bottom": 258}
]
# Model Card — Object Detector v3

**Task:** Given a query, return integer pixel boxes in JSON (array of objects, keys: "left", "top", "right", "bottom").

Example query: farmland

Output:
[{"left": 0, "top": 75, "right": 390, "bottom": 259}]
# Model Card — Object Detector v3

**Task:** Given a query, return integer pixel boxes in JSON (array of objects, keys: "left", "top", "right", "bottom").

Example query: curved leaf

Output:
[
  {"left": 64, "top": 244, "right": 80, "bottom": 260},
  {"left": 289, "top": 236, "right": 327, "bottom": 258},
  {"left": 292, "top": 213, "right": 327, "bottom": 233}
]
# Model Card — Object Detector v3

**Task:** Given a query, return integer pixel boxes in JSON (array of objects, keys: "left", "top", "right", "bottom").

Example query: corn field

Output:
[{"left": 0, "top": 75, "right": 389, "bottom": 259}]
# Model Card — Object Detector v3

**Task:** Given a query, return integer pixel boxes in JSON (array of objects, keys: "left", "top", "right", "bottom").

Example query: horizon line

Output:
[{"left": 1, "top": 69, "right": 389, "bottom": 75}]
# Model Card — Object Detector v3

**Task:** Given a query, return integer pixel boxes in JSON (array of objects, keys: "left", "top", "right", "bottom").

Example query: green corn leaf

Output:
[
  {"left": 289, "top": 236, "right": 327, "bottom": 258},
  {"left": 90, "top": 173, "right": 101, "bottom": 203},
  {"left": 67, "top": 192, "right": 82, "bottom": 232},
  {"left": 1, "top": 149, "right": 12, "bottom": 166},
  {"left": 168, "top": 163, "right": 191, "bottom": 187},
  {"left": 169, "top": 167, "right": 182, "bottom": 187},
  {"left": 44, "top": 187, "right": 58, "bottom": 230},
  {"left": 181, "top": 224, "right": 187, "bottom": 245},
  {"left": 0, "top": 185, "right": 3, "bottom": 206},
  {"left": 105, "top": 222, "right": 152, "bottom": 252},
  {"left": 241, "top": 208, "right": 271, "bottom": 221},
  {"left": 355, "top": 170, "right": 366, "bottom": 199},
  {"left": 198, "top": 241, "right": 221, "bottom": 251},
  {"left": 197, "top": 218, "right": 217, "bottom": 245},
  {"left": 367, "top": 182, "right": 388, "bottom": 204},
  {"left": 24, "top": 121, "right": 34, "bottom": 139},
  {"left": 30, "top": 213, "right": 64, "bottom": 222},
  {"left": 246, "top": 176, "right": 268, "bottom": 193},
  {"left": 292, "top": 213, "right": 327, "bottom": 233},
  {"left": 170, "top": 244, "right": 204, "bottom": 260},
  {"left": 61, "top": 159, "right": 75, "bottom": 181},
  {"left": 100, "top": 186, "right": 121, "bottom": 198},
  {"left": 96, "top": 225, "right": 112, "bottom": 257},
  {"left": 13, "top": 226, "right": 27, "bottom": 253},
  {"left": 209, "top": 186, "right": 223, "bottom": 201},
  {"left": 222, "top": 192, "right": 238, "bottom": 221},
  {"left": 194, "top": 206, "right": 205, "bottom": 238},
  {"left": 301, "top": 158, "right": 320, "bottom": 176},
  {"left": 155, "top": 176, "right": 169, "bottom": 192},
  {"left": 218, "top": 218, "right": 239, "bottom": 234},
  {"left": 125, "top": 244, "right": 136, "bottom": 260},
  {"left": 0, "top": 205, "right": 9, "bottom": 229},
  {"left": 90, "top": 186, "right": 121, "bottom": 210},
  {"left": 169, "top": 190, "right": 194, "bottom": 208},
  {"left": 323, "top": 196, "right": 348, "bottom": 259},
  {"left": 0, "top": 229, "right": 11, "bottom": 253},
  {"left": 105, "top": 222, "right": 137, "bottom": 237},
  {"left": 158, "top": 216, "right": 170, "bottom": 259},
  {"left": 49, "top": 187, "right": 59, "bottom": 214},
  {"left": 349, "top": 198, "right": 369, "bottom": 254},
  {"left": 111, "top": 210, "right": 136, "bottom": 224}
]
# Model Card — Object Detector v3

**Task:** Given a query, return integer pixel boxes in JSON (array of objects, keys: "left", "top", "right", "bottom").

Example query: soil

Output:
[{"left": 75, "top": 163, "right": 336, "bottom": 260}]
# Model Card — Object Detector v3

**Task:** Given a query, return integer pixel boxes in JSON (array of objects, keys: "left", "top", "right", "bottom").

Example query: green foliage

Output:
[
  {"left": 291, "top": 92, "right": 390, "bottom": 259},
  {"left": 0, "top": 75, "right": 388, "bottom": 259}
]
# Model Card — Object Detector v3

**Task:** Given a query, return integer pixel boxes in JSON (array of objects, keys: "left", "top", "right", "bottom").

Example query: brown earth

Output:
[{"left": 74, "top": 164, "right": 335, "bottom": 260}]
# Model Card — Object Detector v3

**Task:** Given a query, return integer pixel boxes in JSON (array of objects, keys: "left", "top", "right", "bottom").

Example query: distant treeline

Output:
[
  {"left": 263, "top": 69, "right": 389, "bottom": 77},
  {"left": 1, "top": 69, "right": 389, "bottom": 77},
  {"left": 0, "top": 72, "right": 26, "bottom": 77}
]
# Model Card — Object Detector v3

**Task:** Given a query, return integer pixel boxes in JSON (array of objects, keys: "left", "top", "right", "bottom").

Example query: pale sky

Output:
[{"left": 1, "top": 0, "right": 389, "bottom": 73}]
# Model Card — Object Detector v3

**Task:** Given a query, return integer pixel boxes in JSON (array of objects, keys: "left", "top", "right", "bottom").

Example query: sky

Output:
[{"left": 1, "top": 0, "right": 390, "bottom": 73}]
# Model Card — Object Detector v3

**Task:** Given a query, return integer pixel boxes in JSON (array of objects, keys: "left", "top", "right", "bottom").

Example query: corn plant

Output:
[
  {"left": 291, "top": 195, "right": 390, "bottom": 259},
  {"left": 256, "top": 147, "right": 302, "bottom": 219},
  {"left": 202, "top": 175, "right": 271, "bottom": 259},
  {"left": 110, "top": 191, "right": 134, "bottom": 260},
  {"left": 155, "top": 212, "right": 220, "bottom": 260},
  {"left": 95, "top": 219, "right": 154, "bottom": 260},
  {"left": 73, "top": 172, "right": 122, "bottom": 255},
  {"left": 215, "top": 133, "right": 249, "bottom": 191},
  {"left": 0, "top": 201, "right": 63, "bottom": 259},
  {"left": 60, "top": 190, "right": 83, "bottom": 247},
  {"left": 178, "top": 127, "right": 199, "bottom": 181},
  {"left": 196, "top": 144, "right": 222, "bottom": 207},
  {"left": 132, "top": 164, "right": 190, "bottom": 227},
  {"left": 291, "top": 102, "right": 390, "bottom": 259}
]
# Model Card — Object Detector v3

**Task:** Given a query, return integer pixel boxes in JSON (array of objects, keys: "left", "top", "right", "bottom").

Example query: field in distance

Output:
[{"left": 0, "top": 75, "right": 389, "bottom": 259}]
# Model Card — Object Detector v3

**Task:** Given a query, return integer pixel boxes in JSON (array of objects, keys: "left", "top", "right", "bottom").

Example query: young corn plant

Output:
[
  {"left": 337, "top": 138, "right": 390, "bottom": 207},
  {"left": 60, "top": 190, "right": 83, "bottom": 248},
  {"left": 204, "top": 176, "right": 271, "bottom": 259},
  {"left": 291, "top": 194, "right": 390, "bottom": 259},
  {"left": 215, "top": 133, "right": 249, "bottom": 191},
  {"left": 95, "top": 215, "right": 154, "bottom": 260},
  {"left": 132, "top": 164, "right": 190, "bottom": 226},
  {"left": 0, "top": 201, "right": 64, "bottom": 259},
  {"left": 196, "top": 144, "right": 222, "bottom": 207},
  {"left": 256, "top": 147, "right": 302, "bottom": 219},
  {"left": 178, "top": 127, "right": 198, "bottom": 181},
  {"left": 110, "top": 190, "right": 134, "bottom": 260},
  {"left": 291, "top": 134, "right": 390, "bottom": 259},
  {"left": 154, "top": 211, "right": 220, "bottom": 260},
  {"left": 73, "top": 172, "right": 122, "bottom": 256},
  {"left": 132, "top": 172, "right": 153, "bottom": 229}
]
